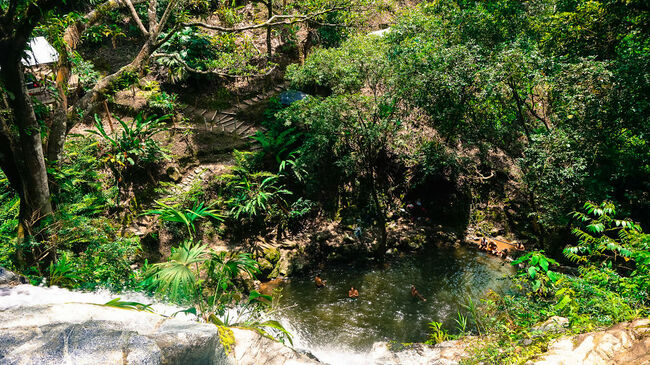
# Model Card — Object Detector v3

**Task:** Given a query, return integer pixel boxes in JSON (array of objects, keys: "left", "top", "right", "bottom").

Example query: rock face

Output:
[
  {"left": 230, "top": 328, "right": 320, "bottom": 365},
  {"left": 368, "top": 339, "right": 471, "bottom": 365},
  {"left": 0, "top": 285, "right": 319, "bottom": 365},
  {"left": 530, "top": 316, "right": 569, "bottom": 334},
  {"left": 0, "top": 267, "right": 27, "bottom": 285},
  {"left": 531, "top": 319, "right": 650, "bottom": 365},
  {"left": 0, "top": 302, "right": 227, "bottom": 365}
]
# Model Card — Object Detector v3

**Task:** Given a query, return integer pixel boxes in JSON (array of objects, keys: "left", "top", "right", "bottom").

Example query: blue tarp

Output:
[{"left": 279, "top": 90, "right": 308, "bottom": 105}]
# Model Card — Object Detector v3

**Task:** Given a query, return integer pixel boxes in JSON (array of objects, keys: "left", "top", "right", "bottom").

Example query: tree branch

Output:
[
  {"left": 152, "top": 52, "right": 277, "bottom": 78},
  {"left": 156, "top": 0, "right": 178, "bottom": 34},
  {"left": 120, "top": 0, "right": 149, "bottom": 36},
  {"left": 183, "top": 8, "right": 343, "bottom": 32}
]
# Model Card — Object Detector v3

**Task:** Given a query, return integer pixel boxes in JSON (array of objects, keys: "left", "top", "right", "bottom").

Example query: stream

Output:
[{"left": 274, "top": 244, "right": 514, "bottom": 364}]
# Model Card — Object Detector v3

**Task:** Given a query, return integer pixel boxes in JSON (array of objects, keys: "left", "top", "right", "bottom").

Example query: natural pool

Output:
[{"left": 273, "top": 244, "right": 515, "bottom": 363}]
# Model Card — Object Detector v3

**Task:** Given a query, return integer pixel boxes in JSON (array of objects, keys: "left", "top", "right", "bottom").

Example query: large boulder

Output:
[
  {"left": 0, "top": 302, "right": 226, "bottom": 365},
  {"left": 530, "top": 319, "right": 650, "bottom": 365},
  {"left": 0, "top": 267, "right": 27, "bottom": 285},
  {"left": 0, "top": 285, "right": 320, "bottom": 365}
]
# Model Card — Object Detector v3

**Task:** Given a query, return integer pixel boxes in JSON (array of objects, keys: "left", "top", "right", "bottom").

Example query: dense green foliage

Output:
[
  {"left": 461, "top": 201, "right": 649, "bottom": 363},
  {"left": 276, "top": 0, "right": 649, "bottom": 250},
  {"left": 0, "top": 0, "right": 649, "bottom": 359}
]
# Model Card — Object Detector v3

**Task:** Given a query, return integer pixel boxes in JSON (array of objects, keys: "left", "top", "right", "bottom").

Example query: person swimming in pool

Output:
[
  {"left": 315, "top": 275, "right": 326, "bottom": 288},
  {"left": 411, "top": 284, "right": 427, "bottom": 302},
  {"left": 348, "top": 286, "right": 359, "bottom": 299}
]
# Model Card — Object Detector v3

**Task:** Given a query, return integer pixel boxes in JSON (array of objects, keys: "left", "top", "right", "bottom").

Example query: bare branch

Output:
[
  {"left": 152, "top": 52, "right": 277, "bottom": 78},
  {"left": 156, "top": 0, "right": 178, "bottom": 34},
  {"left": 120, "top": 0, "right": 149, "bottom": 36},
  {"left": 183, "top": 8, "right": 343, "bottom": 32},
  {"left": 475, "top": 168, "right": 495, "bottom": 180},
  {"left": 154, "top": 7, "right": 345, "bottom": 49}
]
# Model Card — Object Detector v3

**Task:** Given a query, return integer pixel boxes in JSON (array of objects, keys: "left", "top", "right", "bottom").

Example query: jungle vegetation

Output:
[{"left": 0, "top": 0, "right": 649, "bottom": 362}]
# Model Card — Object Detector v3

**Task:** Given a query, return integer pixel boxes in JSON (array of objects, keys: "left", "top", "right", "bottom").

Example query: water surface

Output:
[{"left": 274, "top": 244, "right": 514, "bottom": 361}]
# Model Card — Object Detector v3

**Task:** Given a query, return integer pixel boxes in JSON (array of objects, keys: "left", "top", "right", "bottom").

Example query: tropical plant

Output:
[
  {"left": 146, "top": 91, "right": 178, "bottom": 114},
  {"left": 89, "top": 113, "right": 169, "bottom": 171},
  {"left": 425, "top": 321, "right": 449, "bottom": 345},
  {"left": 565, "top": 201, "right": 642, "bottom": 266},
  {"left": 223, "top": 152, "right": 292, "bottom": 220},
  {"left": 146, "top": 200, "right": 222, "bottom": 239},
  {"left": 147, "top": 241, "right": 208, "bottom": 302},
  {"left": 145, "top": 242, "right": 292, "bottom": 343},
  {"left": 48, "top": 252, "right": 80, "bottom": 287},
  {"left": 564, "top": 201, "right": 650, "bottom": 301},
  {"left": 251, "top": 127, "right": 302, "bottom": 166},
  {"left": 204, "top": 250, "right": 260, "bottom": 309},
  {"left": 511, "top": 250, "right": 560, "bottom": 296},
  {"left": 103, "top": 298, "right": 153, "bottom": 312},
  {"left": 462, "top": 295, "right": 484, "bottom": 336}
]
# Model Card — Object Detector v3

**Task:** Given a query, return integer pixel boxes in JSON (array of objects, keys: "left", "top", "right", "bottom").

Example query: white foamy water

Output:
[
  {"left": 0, "top": 284, "right": 197, "bottom": 320},
  {"left": 280, "top": 318, "right": 378, "bottom": 364}
]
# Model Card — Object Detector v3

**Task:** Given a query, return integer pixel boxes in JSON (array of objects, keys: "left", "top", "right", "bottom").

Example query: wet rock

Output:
[
  {"left": 531, "top": 316, "right": 569, "bottom": 335},
  {"left": 0, "top": 267, "right": 26, "bottom": 286},
  {"left": 230, "top": 328, "right": 319, "bottom": 365},
  {"left": 258, "top": 258, "right": 274, "bottom": 279},
  {"left": 530, "top": 319, "right": 650, "bottom": 365},
  {"left": 141, "top": 232, "right": 162, "bottom": 263},
  {"left": 276, "top": 250, "right": 291, "bottom": 277},
  {"left": 0, "top": 285, "right": 320, "bottom": 365},
  {"left": 369, "top": 339, "right": 471, "bottom": 365},
  {"left": 264, "top": 247, "right": 281, "bottom": 264},
  {"left": 402, "top": 233, "right": 426, "bottom": 251},
  {"left": 0, "top": 302, "right": 227, "bottom": 365}
]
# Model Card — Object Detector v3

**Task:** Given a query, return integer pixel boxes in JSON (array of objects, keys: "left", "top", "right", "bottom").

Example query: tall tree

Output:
[{"left": 0, "top": 0, "right": 80, "bottom": 238}]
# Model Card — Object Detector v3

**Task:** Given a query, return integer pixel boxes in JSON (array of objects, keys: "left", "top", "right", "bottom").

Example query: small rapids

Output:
[{"left": 0, "top": 284, "right": 197, "bottom": 320}]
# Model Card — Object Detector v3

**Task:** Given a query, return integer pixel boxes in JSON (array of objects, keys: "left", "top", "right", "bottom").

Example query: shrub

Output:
[{"left": 89, "top": 112, "right": 169, "bottom": 179}]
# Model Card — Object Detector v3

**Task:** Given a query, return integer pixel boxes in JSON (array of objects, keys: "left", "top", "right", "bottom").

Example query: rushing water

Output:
[{"left": 274, "top": 244, "right": 514, "bottom": 363}]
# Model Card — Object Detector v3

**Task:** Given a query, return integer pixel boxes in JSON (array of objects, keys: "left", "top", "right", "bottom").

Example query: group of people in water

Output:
[{"left": 314, "top": 276, "right": 427, "bottom": 302}]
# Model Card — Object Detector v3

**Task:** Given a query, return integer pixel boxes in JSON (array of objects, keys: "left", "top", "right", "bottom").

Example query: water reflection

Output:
[{"left": 275, "top": 244, "right": 514, "bottom": 355}]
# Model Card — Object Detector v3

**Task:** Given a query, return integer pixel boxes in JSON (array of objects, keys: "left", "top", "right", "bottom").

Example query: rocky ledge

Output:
[
  {"left": 0, "top": 283, "right": 318, "bottom": 365},
  {"left": 368, "top": 339, "right": 471, "bottom": 365},
  {"left": 530, "top": 318, "right": 650, "bottom": 365}
]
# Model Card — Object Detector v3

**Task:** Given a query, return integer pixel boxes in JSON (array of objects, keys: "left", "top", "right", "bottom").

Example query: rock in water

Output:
[
  {"left": 0, "top": 285, "right": 320, "bottom": 365},
  {"left": 0, "top": 267, "right": 26, "bottom": 285}
]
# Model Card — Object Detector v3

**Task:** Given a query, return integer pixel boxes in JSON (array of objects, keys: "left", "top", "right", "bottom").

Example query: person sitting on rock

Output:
[
  {"left": 479, "top": 237, "right": 488, "bottom": 250},
  {"left": 411, "top": 284, "right": 427, "bottom": 302},
  {"left": 315, "top": 276, "right": 326, "bottom": 288},
  {"left": 488, "top": 241, "right": 498, "bottom": 251},
  {"left": 348, "top": 286, "right": 359, "bottom": 299}
]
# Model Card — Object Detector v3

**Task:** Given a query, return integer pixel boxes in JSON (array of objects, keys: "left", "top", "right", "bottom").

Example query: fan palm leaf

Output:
[{"left": 149, "top": 241, "right": 209, "bottom": 301}]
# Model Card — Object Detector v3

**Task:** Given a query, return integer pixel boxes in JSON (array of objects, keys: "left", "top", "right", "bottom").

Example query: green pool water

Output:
[{"left": 274, "top": 244, "right": 514, "bottom": 360}]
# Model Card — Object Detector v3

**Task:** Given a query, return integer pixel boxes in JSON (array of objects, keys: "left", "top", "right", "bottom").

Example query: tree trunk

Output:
[
  {"left": 74, "top": 40, "right": 153, "bottom": 119},
  {"left": 508, "top": 80, "right": 532, "bottom": 143},
  {"left": 369, "top": 172, "right": 387, "bottom": 258},
  {"left": 1, "top": 58, "right": 53, "bottom": 230},
  {"left": 47, "top": 82, "right": 68, "bottom": 163},
  {"left": 266, "top": 0, "right": 273, "bottom": 58}
]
